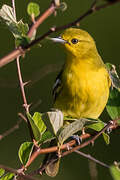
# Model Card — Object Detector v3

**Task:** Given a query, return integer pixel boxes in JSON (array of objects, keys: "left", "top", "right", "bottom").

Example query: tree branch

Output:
[
  {"left": 62, "top": 120, "right": 117, "bottom": 157},
  {"left": 0, "top": 164, "right": 39, "bottom": 180},
  {"left": 12, "top": 0, "right": 34, "bottom": 140},
  {"left": 27, "top": 2, "right": 57, "bottom": 38},
  {"left": 16, "top": 57, "right": 30, "bottom": 113},
  {"left": 25, "top": 119, "right": 119, "bottom": 168},
  {"left": 74, "top": 150, "right": 109, "bottom": 168},
  {"left": 0, "top": 0, "right": 58, "bottom": 68},
  {"left": 0, "top": 0, "right": 120, "bottom": 68}
]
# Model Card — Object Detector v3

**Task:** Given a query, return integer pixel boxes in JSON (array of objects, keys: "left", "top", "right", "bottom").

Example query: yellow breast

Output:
[{"left": 54, "top": 58, "right": 111, "bottom": 119}]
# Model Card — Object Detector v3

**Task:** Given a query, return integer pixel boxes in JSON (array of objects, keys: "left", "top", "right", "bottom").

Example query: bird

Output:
[
  {"left": 52, "top": 28, "right": 111, "bottom": 120},
  {"left": 43, "top": 28, "right": 111, "bottom": 177}
]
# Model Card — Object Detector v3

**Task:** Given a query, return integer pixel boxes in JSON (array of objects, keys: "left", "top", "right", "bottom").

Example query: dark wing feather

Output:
[{"left": 52, "top": 69, "right": 63, "bottom": 102}]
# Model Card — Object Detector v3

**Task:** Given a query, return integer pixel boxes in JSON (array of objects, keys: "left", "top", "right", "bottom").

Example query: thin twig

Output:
[
  {"left": 27, "top": 0, "right": 120, "bottom": 49},
  {"left": 16, "top": 57, "right": 29, "bottom": 113},
  {"left": 74, "top": 150, "right": 109, "bottom": 168},
  {"left": 16, "top": 50, "right": 34, "bottom": 141},
  {"left": 18, "top": 112, "right": 27, "bottom": 123},
  {"left": 25, "top": 119, "right": 118, "bottom": 168},
  {"left": 28, "top": 118, "right": 119, "bottom": 176},
  {"left": 62, "top": 120, "right": 116, "bottom": 157},
  {"left": 12, "top": 1, "right": 29, "bottom": 113},
  {"left": 0, "top": 0, "right": 58, "bottom": 68},
  {"left": 0, "top": 0, "right": 120, "bottom": 67},
  {"left": 0, "top": 119, "right": 22, "bottom": 141},
  {"left": 27, "top": 2, "right": 57, "bottom": 38},
  {"left": 25, "top": 133, "right": 91, "bottom": 168},
  {"left": 0, "top": 164, "right": 39, "bottom": 180},
  {"left": 12, "top": 0, "right": 33, "bottom": 140},
  {"left": 31, "top": 148, "right": 109, "bottom": 175}
]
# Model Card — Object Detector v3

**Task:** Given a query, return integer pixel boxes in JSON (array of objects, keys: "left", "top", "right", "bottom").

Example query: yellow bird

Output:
[
  {"left": 51, "top": 28, "right": 111, "bottom": 119},
  {"left": 44, "top": 28, "right": 111, "bottom": 177}
]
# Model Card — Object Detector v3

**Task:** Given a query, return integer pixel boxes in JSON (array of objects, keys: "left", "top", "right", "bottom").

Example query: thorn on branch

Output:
[
  {"left": 22, "top": 103, "right": 31, "bottom": 112},
  {"left": 18, "top": 113, "right": 27, "bottom": 123},
  {"left": 23, "top": 81, "right": 31, "bottom": 86},
  {"left": 91, "top": 0, "right": 98, "bottom": 9},
  {"left": 50, "top": 26, "right": 56, "bottom": 32},
  {"left": 91, "top": 141, "right": 95, "bottom": 146}
]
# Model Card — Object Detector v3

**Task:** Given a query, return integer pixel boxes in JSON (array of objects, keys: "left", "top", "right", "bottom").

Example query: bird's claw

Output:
[
  {"left": 71, "top": 135, "right": 82, "bottom": 145},
  {"left": 106, "top": 127, "right": 112, "bottom": 134}
]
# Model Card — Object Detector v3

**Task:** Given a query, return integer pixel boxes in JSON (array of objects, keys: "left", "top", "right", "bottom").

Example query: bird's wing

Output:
[{"left": 52, "top": 69, "right": 63, "bottom": 101}]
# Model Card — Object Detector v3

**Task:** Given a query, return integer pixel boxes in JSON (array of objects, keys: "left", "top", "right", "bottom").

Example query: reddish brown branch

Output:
[
  {"left": 27, "top": 2, "right": 57, "bottom": 38},
  {"left": 0, "top": 0, "right": 120, "bottom": 68},
  {"left": 16, "top": 58, "right": 34, "bottom": 140},
  {"left": 0, "top": 1, "right": 58, "bottom": 68},
  {"left": 62, "top": 120, "right": 117, "bottom": 157},
  {"left": 25, "top": 119, "right": 119, "bottom": 168},
  {"left": 0, "top": 164, "right": 39, "bottom": 180},
  {"left": 16, "top": 57, "right": 29, "bottom": 113}
]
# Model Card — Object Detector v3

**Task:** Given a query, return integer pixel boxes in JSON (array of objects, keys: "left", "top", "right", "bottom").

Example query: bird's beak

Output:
[{"left": 48, "top": 36, "right": 68, "bottom": 44}]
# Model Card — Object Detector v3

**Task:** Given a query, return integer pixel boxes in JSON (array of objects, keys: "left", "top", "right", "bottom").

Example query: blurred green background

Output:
[{"left": 0, "top": 0, "right": 120, "bottom": 179}]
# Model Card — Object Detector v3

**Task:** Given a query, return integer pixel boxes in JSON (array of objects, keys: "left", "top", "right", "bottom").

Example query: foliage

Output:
[
  {"left": 27, "top": 2, "right": 40, "bottom": 17},
  {"left": 110, "top": 164, "right": 120, "bottom": 180},
  {"left": 0, "top": 1, "right": 120, "bottom": 180}
]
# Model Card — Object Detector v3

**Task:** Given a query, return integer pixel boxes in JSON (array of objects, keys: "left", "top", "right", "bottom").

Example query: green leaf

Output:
[
  {"left": 17, "top": 20, "right": 29, "bottom": 36},
  {"left": 110, "top": 165, "right": 120, "bottom": 180},
  {"left": 42, "top": 110, "right": 63, "bottom": 135},
  {"left": 27, "top": 113, "right": 41, "bottom": 141},
  {"left": 58, "top": 118, "right": 87, "bottom": 145},
  {"left": 0, "top": 168, "right": 5, "bottom": 177},
  {"left": 0, "top": 5, "right": 29, "bottom": 39},
  {"left": 15, "top": 35, "right": 30, "bottom": 47},
  {"left": 32, "top": 112, "right": 46, "bottom": 135},
  {"left": 0, "top": 4, "right": 16, "bottom": 24},
  {"left": 102, "top": 132, "right": 110, "bottom": 145},
  {"left": 27, "top": 2, "right": 40, "bottom": 17},
  {"left": 18, "top": 142, "right": 34, "bottom": 166},
  {"left": 86, "top": 120, "right": 105, "bottom": 131},
  {"left": 39, "top": 131, "right": 54, "bottom": 144},
  {"left": 59, "top": 2, "right": 67, "bottom": 11},
  {"left": 45, "top": 158, "right": 60, "bottom": 177},
  {"left": 106, "top": 88, "right": 120, "bottom": 119},
  {"left": 1, "top": 173, "right": 14, "bottom": 180},
  {"left": 86, "top": 120, "right": 110, "bottom": 145}
]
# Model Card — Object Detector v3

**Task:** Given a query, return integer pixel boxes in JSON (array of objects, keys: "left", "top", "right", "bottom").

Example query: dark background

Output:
[{"left": 0, "top": 0, "right": 120, "bottom": 179}]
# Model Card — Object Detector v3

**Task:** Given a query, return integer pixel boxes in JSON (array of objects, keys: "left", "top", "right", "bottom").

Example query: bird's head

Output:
[{"left": 50, "top": 28, "right": 97, "bottom": 58}]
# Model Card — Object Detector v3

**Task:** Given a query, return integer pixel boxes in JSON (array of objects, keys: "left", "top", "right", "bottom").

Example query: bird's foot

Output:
[{"left": 71, "top": 135, "right": 82, "bottom": 145}]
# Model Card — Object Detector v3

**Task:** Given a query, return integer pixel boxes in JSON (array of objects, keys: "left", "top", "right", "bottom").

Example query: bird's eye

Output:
[{"left": 71, "top": 38, "right": 79, "bottom": 44}]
